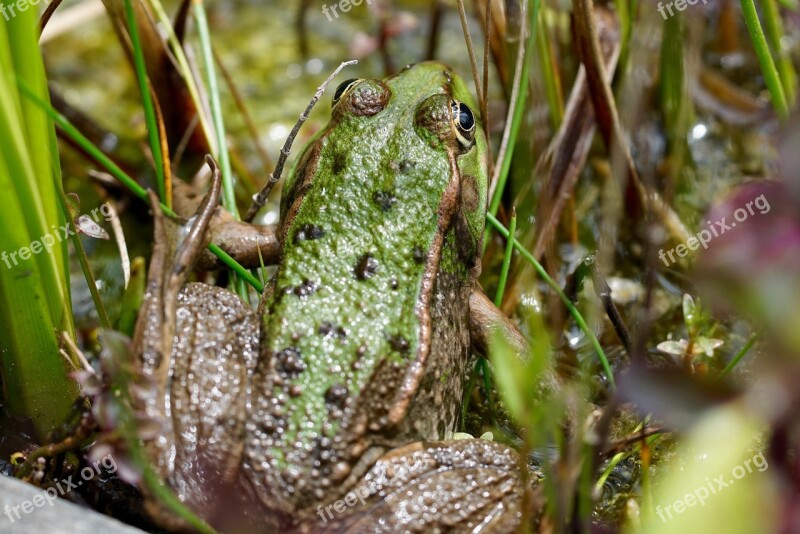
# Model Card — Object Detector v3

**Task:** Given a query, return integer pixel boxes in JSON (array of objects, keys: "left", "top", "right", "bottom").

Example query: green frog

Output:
[{"left": 133, "top": 61, "right": 551, "bottom": 532}]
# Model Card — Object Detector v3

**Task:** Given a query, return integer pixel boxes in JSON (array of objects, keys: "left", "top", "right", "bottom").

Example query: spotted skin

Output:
[{"left": 242, "top": 62, "right": 488, "bottom": 514}]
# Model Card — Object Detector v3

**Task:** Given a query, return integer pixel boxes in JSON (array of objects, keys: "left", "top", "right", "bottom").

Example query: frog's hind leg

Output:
[
  {"left": 133, "top": 160, "right": 259, "bottom": 527},
  {"left": 299, "top": 439, "right": 540, "bottom": 533}
]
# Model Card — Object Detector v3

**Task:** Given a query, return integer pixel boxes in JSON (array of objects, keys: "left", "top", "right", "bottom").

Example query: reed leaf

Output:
[{"left": 0, "top": 7, "right": 78, "bottom": 437}]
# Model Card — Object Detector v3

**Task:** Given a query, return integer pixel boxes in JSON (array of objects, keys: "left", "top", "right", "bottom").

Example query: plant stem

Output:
[
  {"left": 193, "top": 0, "right": 239, "bottom": 219},
  {"left": 486, "top": 213, "right": 615, "bottom": 389},
  {"left": 494, "top": 208, "right": 517, "bottom": 307},
  {"left": 720, "top": 330, "right": 761, "bottom": 376},
  {"left": 740, "top": 0, "right": 789, "bottom": 120},
  {"left": 123, "top": 0, "right": 167, "bottom": 204}
]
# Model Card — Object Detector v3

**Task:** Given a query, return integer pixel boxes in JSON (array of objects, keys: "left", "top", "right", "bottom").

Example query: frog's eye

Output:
[
  {"left": 333, "top": 79, "right": 360, "bottom": 107},
  {"left": 450, "top": 100, "right": 476, "bottom": 149}
]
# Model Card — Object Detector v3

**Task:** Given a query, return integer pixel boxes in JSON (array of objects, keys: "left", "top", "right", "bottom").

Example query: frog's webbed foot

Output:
[
  {"left": 303, "top": 439, "right": 539, "bottom": 533},
  {"left": 172, "top": 176, "right": 281, "bottom": 270},
  {"left": 132, "top": 159, "right": 259, "bottom": 528}
]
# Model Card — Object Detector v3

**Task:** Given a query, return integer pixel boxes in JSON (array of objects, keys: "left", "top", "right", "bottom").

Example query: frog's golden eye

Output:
[
  {"left": 450, "top": 100, "right": 476, "bottom": 150},
  {"left": 333, "top": 79, "right": 360, "bottom": 107}
]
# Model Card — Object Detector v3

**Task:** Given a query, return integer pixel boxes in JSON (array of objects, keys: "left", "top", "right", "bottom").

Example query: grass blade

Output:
[
  {"left": 494, "top": 208, "right": 517, "bottom": 306},
  {"left": 193, "top": 1, "right": 238, "bottom": 219},
  {"left": 18, "top": 81, "right": 264, "bottom": 292},
  {"left": 487, "top": 213, "right": 614, "bottom": 389},
  {"left": 123, "top": 0, "right": 168, "bottom": 204},
  {"left": 0, "top": 8, "right": 78, "bottom": 436},
  {"left": 740, "top": 0, "right": 789, "bottom": 120}
]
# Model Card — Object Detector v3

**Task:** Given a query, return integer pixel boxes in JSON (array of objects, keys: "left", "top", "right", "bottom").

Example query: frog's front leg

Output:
[
  {"left": 469, "top": 287, "right": 562, "bottom": 398},
  {"left": 301, "top": 439, "right": 534, "bottom": 533},
  {"left": 132, "top": 164, "right": 259, "bottom": 528},
  {"left": 171, "top": 176, "right": 281, "bottom": 270}
]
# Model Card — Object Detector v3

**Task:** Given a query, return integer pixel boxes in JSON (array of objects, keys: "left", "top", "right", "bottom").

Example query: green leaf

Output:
[{"left": 0, "top": 6, "right": 78, "bottom": 437}]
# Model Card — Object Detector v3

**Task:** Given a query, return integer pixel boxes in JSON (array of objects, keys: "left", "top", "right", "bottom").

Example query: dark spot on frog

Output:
[
  {"left": 289, "top": 384, "right": 303, "bottom": 398},
  {"left": 373, "top": 190, "right": 396, "bottom": 212},
  {"left": 293, "top": 278, "right": 318, "bottom": 297},
  {"left": 319, "top": 322, "right": 347, "bottom": 339},
  {"left": 354, "top": 253, "right": 379, "bottom": 280},
  {"left": 412, "top": 245, "right": 426, "bottom": 264},
  {"left": 390, "top": 277, "right": 399, "bottom": 290},
  {"left": 388, "top": 334, "right": 410, "bottom": 355},
  {"left": 275, "top": 347, "right": 305, "bottom": 377},
  {"left": 324, "top": 384, "right": 349, "bottom": 409},
  {"left": 391, "top": 160, "right": 415, "bottom": 174},
  {"left": 294, "top": 224, "right": 326, "bottom": 243},
  {"left": 260, "top": 416, "right": 278, "bottom": 433},
  {"left": 332, "top": 151, "right": 347, "bottom": 175}
]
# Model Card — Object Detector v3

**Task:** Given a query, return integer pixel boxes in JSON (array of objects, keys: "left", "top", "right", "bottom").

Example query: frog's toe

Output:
[{"left": 304, "top": 439, "right": 540, "bottom": 533}]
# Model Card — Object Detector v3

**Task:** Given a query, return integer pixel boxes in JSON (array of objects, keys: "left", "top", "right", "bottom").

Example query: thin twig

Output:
[
  {"left": 38, "top": 0, "right": 67, "bottom": 35},
  {"left": 243, "top": 60, "right": 358, "bottom": 222},
  {"left": 61, "top": 331, "right": 94, "bottom": 372},
  {"left": 105, "top": 202, "right": 131, "bottom": 289},
  {"left": 455, "top": 0, "right": 484, "bottom": 108},
  {"left": 481, "top": 0, "right": 492, "bottom": 135},
  {"left": 479, "top": 0, "right": 494, "bottom": 173},
  {"left": 589, "top": 260, "right": 632, "bottom": 354}
]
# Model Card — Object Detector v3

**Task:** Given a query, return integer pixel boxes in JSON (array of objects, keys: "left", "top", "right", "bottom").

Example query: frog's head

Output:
[{"left": 282, "top": 61, "right": 489, "bottom": 268}]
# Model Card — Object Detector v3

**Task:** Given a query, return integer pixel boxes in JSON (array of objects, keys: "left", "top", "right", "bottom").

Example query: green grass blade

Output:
[
  {"left": 145, "top": 0, "right": 216, "bottom": 152},
  {"left": 193, "top": 1, "right": 238, "bottom": 219},
  {"left": 720, "top": 330, "right": 761, "bottom": 377},
  {"left": 123, "top": 0, "right": 167, "bottom": 204},
  {"left": 486, "top": 213, "right": 614, "bottom": 389},
  {"left": 740, "top": 0, "right": 790, "bottom": 120},
  {"left": 19, "top": 82, "right": 264, "bottom": 292},
  {"left": 762, "top": 0, "right": 797, "bottom": 105},
  {"left": 487, "top": 0, "right": 540, "bottom": 220},
  {"left": 537, "top": 8, "right": 564, "bottom": 130},
  {"left": 494, "top": 208, "right": 517, "bottom": 307},
  {"left": 0, "top": 7, "right": 78, "bottom": 437}
]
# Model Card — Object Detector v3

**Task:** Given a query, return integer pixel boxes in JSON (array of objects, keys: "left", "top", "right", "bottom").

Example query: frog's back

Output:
[{"left": 243, "top": 62, "right": 486, "bottom": 514}]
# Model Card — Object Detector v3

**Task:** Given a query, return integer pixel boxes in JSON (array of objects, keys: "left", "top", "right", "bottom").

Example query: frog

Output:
[{"left": 132, "top": 61, "right": 555, "bottom": 532}]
